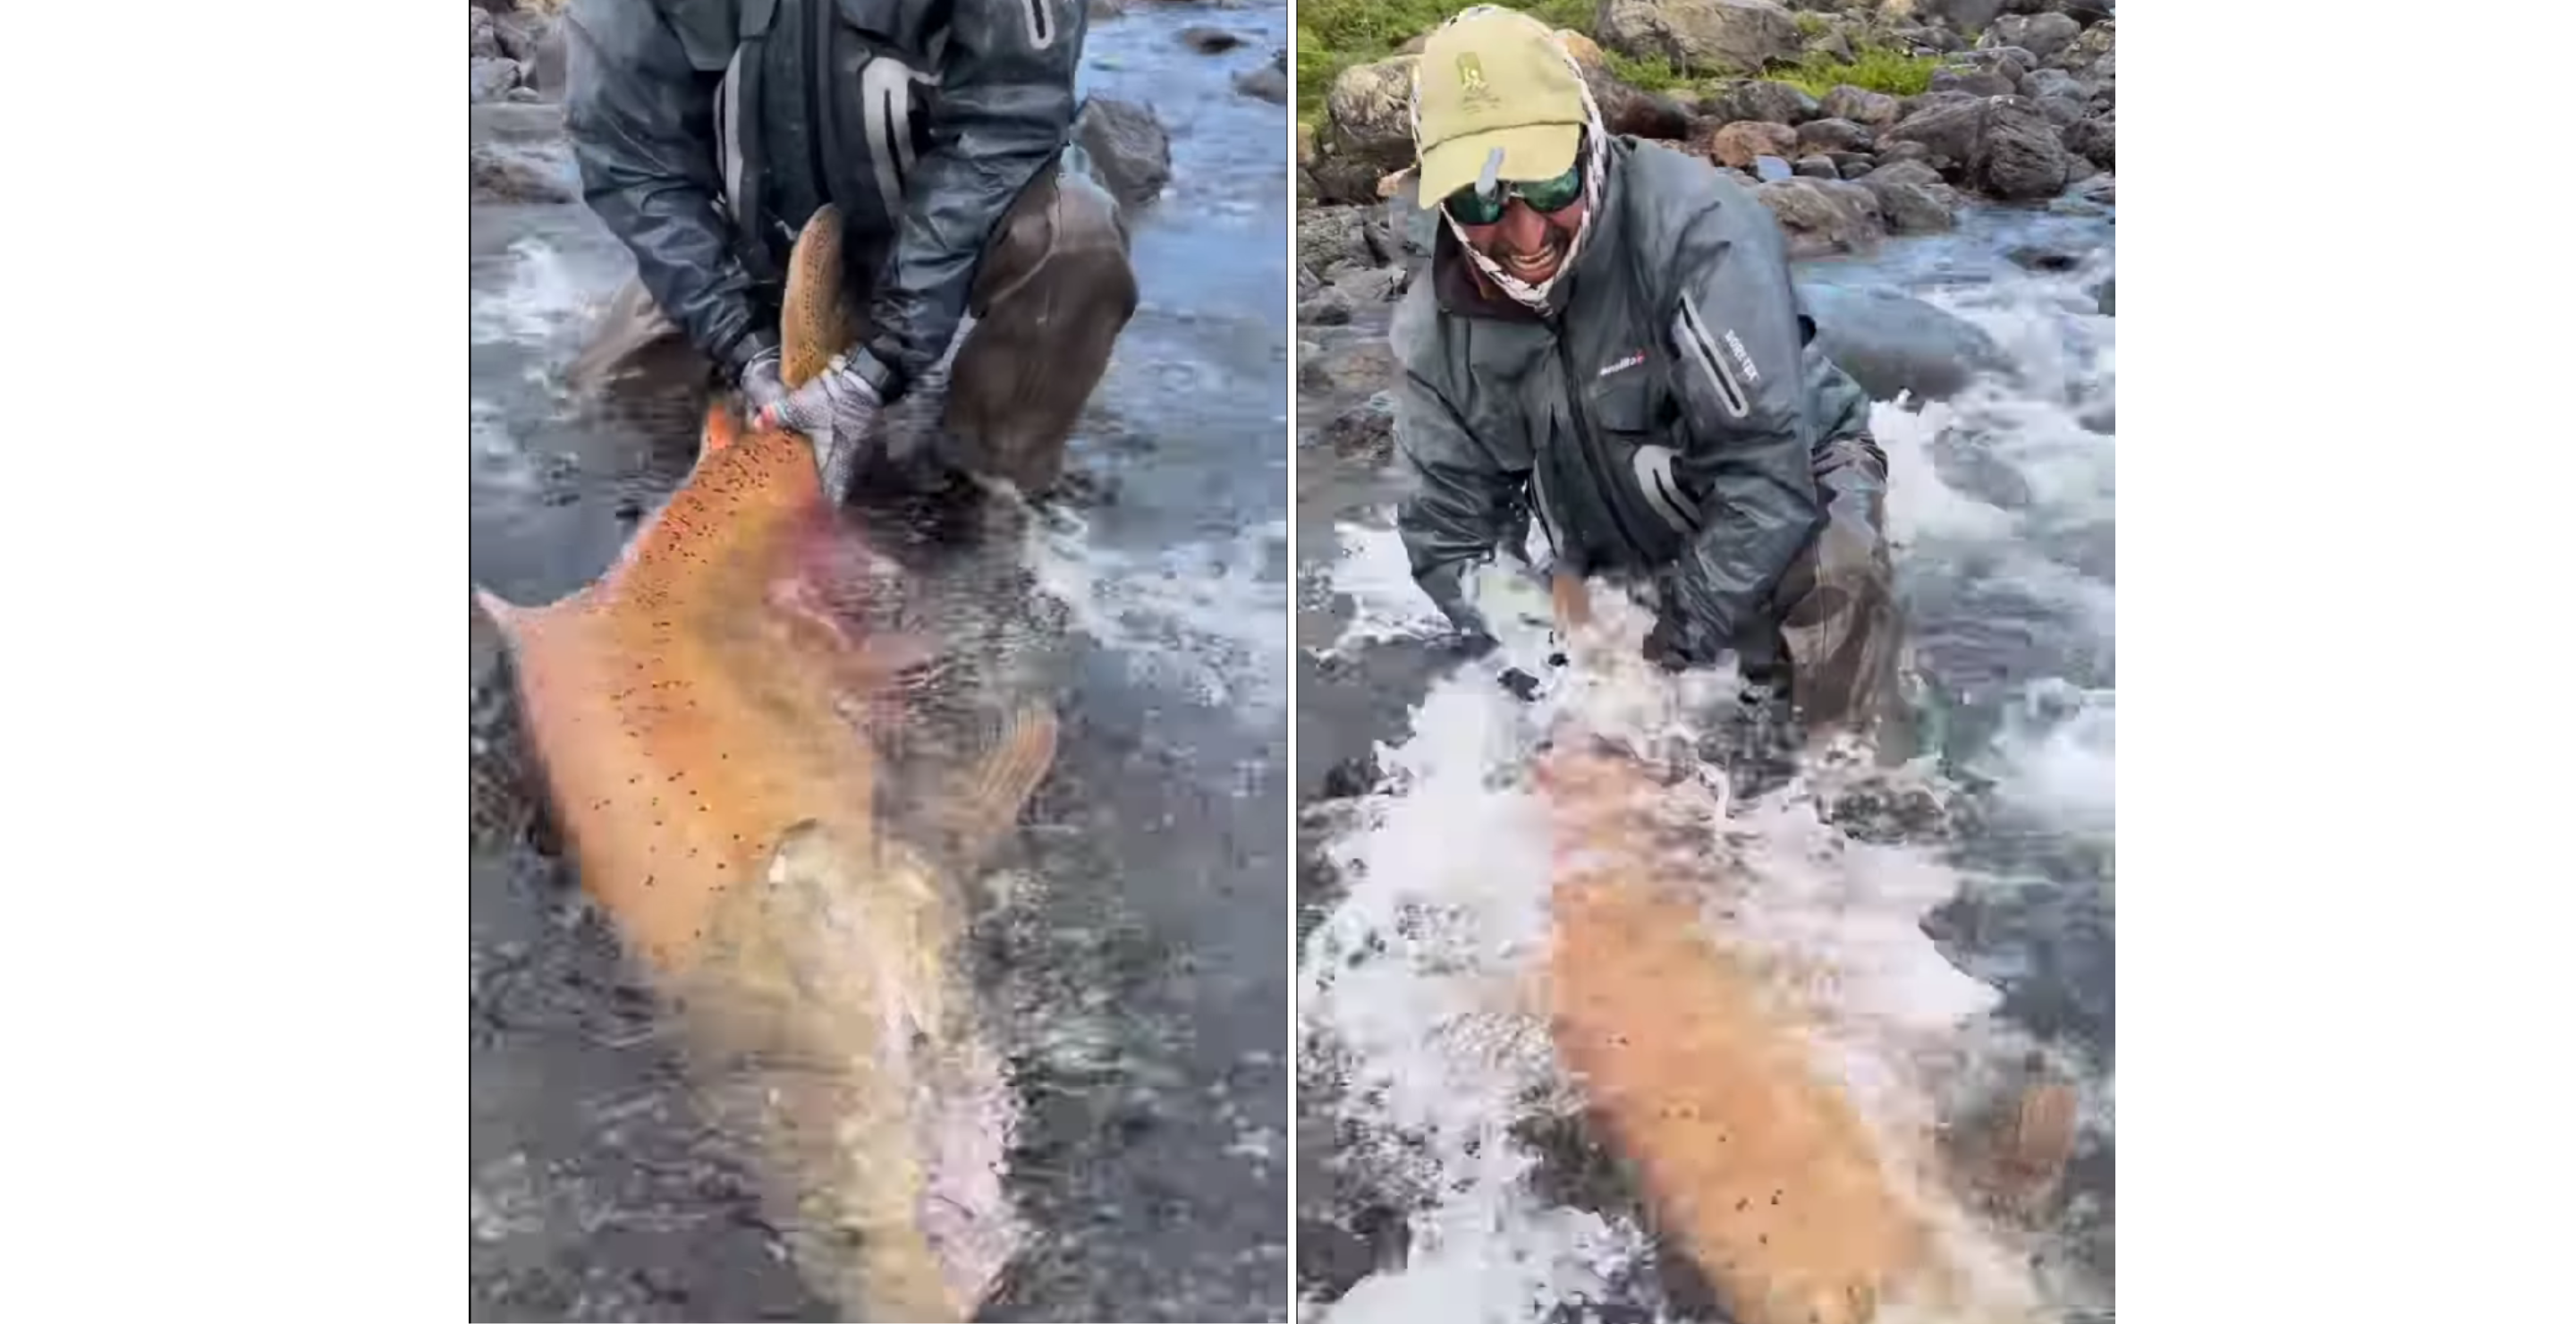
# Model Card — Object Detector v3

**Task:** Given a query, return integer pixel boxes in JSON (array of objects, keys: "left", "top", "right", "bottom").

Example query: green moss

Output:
[
  {"left": 1295, "top": 2, "right": 1936, "bottom": 130},
  {"left": 1769, "top": 45, "right": 1939, "bottom": 99},
  {"left": 1296, "top": 0, "right": 1604, "bottom": 129},
  {"left": 1602, "top": 51, "right": 1686, "bottom": 94}
]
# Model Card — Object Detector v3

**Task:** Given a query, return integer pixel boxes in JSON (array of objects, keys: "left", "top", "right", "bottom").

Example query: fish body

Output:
[
  {"left": 475, "top": 206, "right": 1048, "bottom": 1321},
  {"left": 1531, "top": 576, "right": 2064, "bottom": 1324}
]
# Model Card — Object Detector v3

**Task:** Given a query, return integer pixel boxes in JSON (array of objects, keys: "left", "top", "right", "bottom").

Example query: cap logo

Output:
[{"left": 1454, "top": 53, "right": 1501, "bottom": 108}]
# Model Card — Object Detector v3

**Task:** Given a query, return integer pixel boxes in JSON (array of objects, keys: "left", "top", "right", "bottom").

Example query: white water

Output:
[
  {"left": 1026, "top": 506, "right": 1294, "bottom": 725},
  {"left": 1299, "top": 236, "right": 2117, "bottom": 1322}
]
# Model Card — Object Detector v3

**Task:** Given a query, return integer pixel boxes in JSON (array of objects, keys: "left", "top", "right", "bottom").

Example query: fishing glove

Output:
[
  {"left": 734, "top": 336, "right": 790, "bottom": 419},
  {"left": 1643, "top": 593, "right": 1724, "bottom": 673},
  {"left": 759, "top": 348, "right": 892, "bottom": 505}
]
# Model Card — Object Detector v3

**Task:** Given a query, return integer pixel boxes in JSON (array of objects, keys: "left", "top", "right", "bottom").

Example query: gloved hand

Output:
[
  {"left": 758, "top": 351, "right": 887, "bottom": 504},
  {"left": 736, "top": 341, "right": 790, "bottom": 419},
  {"left": 1643, "top": 604, "right": 1723, "bottom": 673}
]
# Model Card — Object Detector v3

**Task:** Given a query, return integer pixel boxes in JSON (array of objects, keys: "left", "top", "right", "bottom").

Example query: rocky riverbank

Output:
[
  {"left": 469, "top": 0, "right": 566, "bottom": 106},
  {"left": 1293, "top": 0, "right": 2113, "bottom": 467}
]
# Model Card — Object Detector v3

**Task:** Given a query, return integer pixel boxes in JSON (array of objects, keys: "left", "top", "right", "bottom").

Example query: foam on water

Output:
[
  {"left": 1309, "top": 518, "right": 1453, "bottom": 654},
  {"left": 1301, "top": 225, "right": 2117, "bottom": 1321},
  {"left": 470, "top": 237, "right": 603, "bottom": 349},
  {"left": 1025, "top": 505, "right": 1292, "bottom": 722}
]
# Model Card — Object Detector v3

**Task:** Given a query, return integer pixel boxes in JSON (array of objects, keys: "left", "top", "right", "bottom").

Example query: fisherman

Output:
[
  {"left": 1387, "top": 5, "right": 1909, "bottom": 751},
  {"left": 561, "top": 0, "right": 1138, "bottom": 505}
]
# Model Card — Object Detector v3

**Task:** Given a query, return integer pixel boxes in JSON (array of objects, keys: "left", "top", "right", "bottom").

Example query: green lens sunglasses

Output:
[{"left": 1442, "top": 158, "right": 1585, "bottom": 225}]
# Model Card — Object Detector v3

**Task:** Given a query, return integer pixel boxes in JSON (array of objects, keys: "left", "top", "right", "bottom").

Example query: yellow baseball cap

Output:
[{"left": 1411, "top": 7, "right": 1589, "bottom": 209}]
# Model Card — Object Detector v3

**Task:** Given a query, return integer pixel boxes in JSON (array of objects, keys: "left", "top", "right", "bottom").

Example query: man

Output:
[
  {"left": 561, "top": 0, "right": 1138, "bottom": 504},
  {"left": 1388, "top": 5, "right": 1909, "bottom": 751}
]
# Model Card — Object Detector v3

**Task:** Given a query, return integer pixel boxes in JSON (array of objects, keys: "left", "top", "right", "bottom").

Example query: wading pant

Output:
[
  {"left": 1726, "top": 429, "right": 1912, "bottom": 755},
  {"left": 567, "top": 157, "right": 1139, "bottom": 498}
]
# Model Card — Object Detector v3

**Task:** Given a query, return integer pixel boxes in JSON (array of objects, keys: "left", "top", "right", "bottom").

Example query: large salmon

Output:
[
  {"left": 473, "top": 205, "right": 1049, "bottom": 1321},
  {"left": 1532, "top": 575, "right": 2072, "bottom": 1324}
]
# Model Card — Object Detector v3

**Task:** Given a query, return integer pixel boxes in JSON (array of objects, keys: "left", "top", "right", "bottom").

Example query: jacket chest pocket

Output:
[{"left": 1581, "top": 367, "right": 1702, "bottom": 539}]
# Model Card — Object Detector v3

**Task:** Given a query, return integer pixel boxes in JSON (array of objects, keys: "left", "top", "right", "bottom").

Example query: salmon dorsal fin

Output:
[{"left": 780, "top": 203, "right": 856, "bottom": 391}]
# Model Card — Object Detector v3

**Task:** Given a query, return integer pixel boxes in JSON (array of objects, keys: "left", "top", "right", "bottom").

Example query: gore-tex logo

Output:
[{"left": 1599, "top": 352, "right": 1646, "bottom": 378}]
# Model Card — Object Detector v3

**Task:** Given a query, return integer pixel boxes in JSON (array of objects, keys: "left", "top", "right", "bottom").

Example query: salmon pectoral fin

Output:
[
  {"left": 699, "top": 399, "right": 743, "bottom": 459},
  {"left": 936, "top": 702, "right": 1060, "bottom": 871},
  {"left": 1968, "top": 1080, "right": 2079, "bottom": 1224}
]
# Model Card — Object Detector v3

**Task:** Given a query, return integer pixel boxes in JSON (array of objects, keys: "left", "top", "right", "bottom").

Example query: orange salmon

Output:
[
  {"left": 1531, "top": 575, "right": 2070, "bottom": 1324},
  {"left": 473, "top": 205, "right": 1049, "bottom": 1322}
]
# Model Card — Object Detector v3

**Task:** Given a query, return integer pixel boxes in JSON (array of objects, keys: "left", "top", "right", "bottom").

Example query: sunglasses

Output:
[{"left": 1441, "top": 158, "right": 1584, "bottom": 226}]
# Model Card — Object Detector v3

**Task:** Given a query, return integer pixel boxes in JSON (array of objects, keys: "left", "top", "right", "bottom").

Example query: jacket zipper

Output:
[
  {"left": 809, "top": 0, "right": 843, "bottom": 216},
  {"left": 1555, "top": 332, "right": 1653, "bottom": 566}
]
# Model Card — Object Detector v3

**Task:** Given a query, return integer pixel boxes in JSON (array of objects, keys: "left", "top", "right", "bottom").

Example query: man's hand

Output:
[
  {"left": 758, "top": 353, "right": 886, "bottom": 504},
  {"left": 737, "top": 342, "right": 790, "bottom": 419},
  {"left": 1643, "top": 604, "right": 1722, "bottom": 673}
]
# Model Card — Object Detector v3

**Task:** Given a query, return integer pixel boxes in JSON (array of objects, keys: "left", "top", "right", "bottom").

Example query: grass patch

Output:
[
  {"left": 1297, "top": 0, "right": 1599, "bottom": 128},
  {"left": 1603, "top": 51, "right": 1687, "bottom": 94},
  {"left": 1767, "top": 46, "right": 1938, "bottom": 99},
  {"left": 1295, "top": 0, "right": 1937, "bottom": 130}
]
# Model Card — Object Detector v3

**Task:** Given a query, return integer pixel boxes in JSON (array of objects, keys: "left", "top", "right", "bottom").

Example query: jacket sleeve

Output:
[
  {"left": 563, "top": 0, "right": 767, "bottom": 376},
  {"left": 1393, "top": 368, "right": 1524, "bottom": 635},
  {"left": 1658, "top": 199, "right": 1826, "bottom": 649},
  {"left": 1803, "top": 339, "right": 1887, "bottom": 513},
  {"left": 860, "top": 0, "right": 1085, "bottom": 400}
]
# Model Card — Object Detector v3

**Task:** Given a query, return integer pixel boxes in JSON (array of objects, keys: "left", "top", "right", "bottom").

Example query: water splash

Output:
[
  {"left": 470, "top": 237, "right": 604, "bottom": 349},
  {"left": 1300, "top": 213, "right": 2117, "bottom": 1321},
  {"left": 1025, "top": 505, "right": 1292, "bottom": 722}
]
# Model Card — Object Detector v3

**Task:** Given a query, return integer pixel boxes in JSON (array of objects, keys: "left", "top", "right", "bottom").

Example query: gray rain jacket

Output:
[
  {"left": 564, "top": 0, "right": 1086, "bottom": 400},
  {"left": 1390, "top": 135, "right": 1879, "bottom": 652}
]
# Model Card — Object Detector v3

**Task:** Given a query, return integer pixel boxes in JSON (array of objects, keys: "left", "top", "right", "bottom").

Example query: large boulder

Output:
[
  {"left": 1853, "top": 158, "right": 1957, "bottom": 233},
  {"left": 1298, "top": 205, "right": 1392, "bottom": 277},
  {"left": 1880, "top": 98, "right": 1986, "bottom": 173},
  {"left": 1312, "top": 56, "right": 1420, "bottom": 206},
  {"left": 1073, "top": 97, "right": 1173, "bottom": 209},
  {"left": 1754, "top": 178, "right": 1885, "bottom": 259},
  {"left": 1797, "top": 283, "right": 2010, "bottom": 403},
  {"left": 2051, "top": 19, "right": 2114, "bottom": 73},
  {"left": 1702, "top": 79, "right": 1821, "bottom": 127},
  {"left": 1928, "top": 63, "right": 2017, "bottom": 98},
  {"left": 1795, "top": 117, "right": 1876, "bottom": 154},
  {"left": 1911, "top": 0, "right": 2007, "bottom": 32},
  {"left": 1560, "top": 28, "right": 1696, "bottom": 140},
  {"left": 1969, "top": 96, "right": 2071, "bottom": 199},
  {"left": 1984, "top": 12, "right": 2082, "bottom": 62},
  {"left": 1819, "top": 83, "right": 1902, "bottom": 129},
  {"left": 1882, "top": 93, "right": 2070, "bottom": 199},
  {"left": 1597, "top": 0, "right": 1803, "bottom": 76},
  {"left": 1700, "top": 119, "right": 1801, "bottom": 168},
  {"left": 2063, "top": 108, "right": 2114, "bottom": 169}
]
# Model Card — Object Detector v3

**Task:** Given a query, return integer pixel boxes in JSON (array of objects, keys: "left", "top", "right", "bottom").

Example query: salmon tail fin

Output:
[
  {"left": 473, "top": 584, "right": 524, "bottom": 637},
  {"left": 938, "top": 701, "right": 1059, "bottom": 871},
  {"left": 780, "top": 204, "right": 855, "bottom": 390}
]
